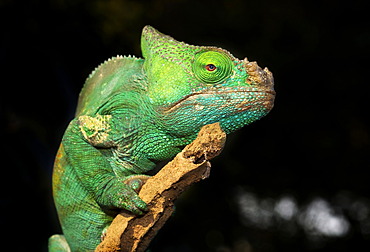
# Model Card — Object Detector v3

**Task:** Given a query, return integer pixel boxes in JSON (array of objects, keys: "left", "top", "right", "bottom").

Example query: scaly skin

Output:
[{"left": 49, "top": 26, "right": 275, "bottom": 251}]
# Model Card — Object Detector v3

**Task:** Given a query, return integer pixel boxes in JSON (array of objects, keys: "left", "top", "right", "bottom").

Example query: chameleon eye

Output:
[
  {"left": 193, "top": 51, "right": 233, "bottom": 84},
  {"left": 205, "top": 64, "right": 217, "bottom": 71}
]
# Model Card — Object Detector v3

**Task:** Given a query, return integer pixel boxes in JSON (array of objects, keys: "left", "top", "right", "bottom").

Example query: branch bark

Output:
[{"left": 95, "top": 123, "right": 226, "bottom": 252}]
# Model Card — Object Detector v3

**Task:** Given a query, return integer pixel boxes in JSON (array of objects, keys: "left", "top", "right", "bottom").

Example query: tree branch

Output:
[{"left": 95, "top": 123, "right": 226, "bottom": 252}]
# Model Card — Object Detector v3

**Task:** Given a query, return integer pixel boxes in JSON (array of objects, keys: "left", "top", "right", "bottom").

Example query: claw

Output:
[{"left": 118, "top": 192, "right": 148, "bottom": 215}]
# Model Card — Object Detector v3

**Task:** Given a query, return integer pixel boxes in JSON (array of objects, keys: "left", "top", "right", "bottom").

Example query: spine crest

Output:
[{"left": 87, "top": 54, "right": 142, "bottom": 80}]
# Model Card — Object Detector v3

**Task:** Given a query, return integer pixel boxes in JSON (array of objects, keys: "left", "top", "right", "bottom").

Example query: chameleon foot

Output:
[{"left": 123, "top": 174, "right": 151, "bottom": 193}]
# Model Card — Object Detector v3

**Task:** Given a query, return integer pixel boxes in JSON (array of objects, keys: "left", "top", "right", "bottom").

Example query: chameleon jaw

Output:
[
  {"left": 160, "top": 87, "right": 275, "bottom": 137},
  {"left": 162, "top": 87, "right": 275, "bottom": 115}
]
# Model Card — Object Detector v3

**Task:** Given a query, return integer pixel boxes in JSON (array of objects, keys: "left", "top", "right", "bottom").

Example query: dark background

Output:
[{"left": 1, "top": 0, "right": 369, "bottom": 251}]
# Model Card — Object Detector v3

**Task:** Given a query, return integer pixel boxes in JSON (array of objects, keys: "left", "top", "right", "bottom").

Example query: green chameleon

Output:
[{"left": 49, "top": 26, "right": 275, "bottom": 251}]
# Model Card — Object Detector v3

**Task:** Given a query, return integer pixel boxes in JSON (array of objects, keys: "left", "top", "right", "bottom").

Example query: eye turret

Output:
[{"left": 192, "top": 50, "right": 233, "bottom": 84}]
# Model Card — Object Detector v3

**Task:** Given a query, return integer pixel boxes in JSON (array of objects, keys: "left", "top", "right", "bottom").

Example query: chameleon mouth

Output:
[
  {"left": 163, "top": 88, "right": 275, "bottom": 114},
  {"left": 233, "top": 90, "right": 275, "bottom": 113}
]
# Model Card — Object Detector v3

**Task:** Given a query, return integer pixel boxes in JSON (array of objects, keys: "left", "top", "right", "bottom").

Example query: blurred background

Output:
[{"left": 1, "top": 0, "right": 369, "bottom": 251}]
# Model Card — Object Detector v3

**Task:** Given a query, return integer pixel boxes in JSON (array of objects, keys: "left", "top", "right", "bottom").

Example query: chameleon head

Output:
[{"left": 141, "top": 26, "right": 275, "bottom": 135}]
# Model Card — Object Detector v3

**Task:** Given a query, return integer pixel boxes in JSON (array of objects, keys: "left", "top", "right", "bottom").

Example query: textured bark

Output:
[{"left": 95, "top": 123, "right": 226, "bottom": 252}]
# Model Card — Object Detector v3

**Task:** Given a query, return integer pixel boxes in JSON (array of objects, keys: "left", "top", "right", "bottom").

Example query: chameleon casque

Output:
[{"left": 49, "top": 26, "right": 275, "bottom": 251}]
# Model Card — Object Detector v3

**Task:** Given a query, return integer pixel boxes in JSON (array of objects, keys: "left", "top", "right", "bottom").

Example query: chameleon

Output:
[{"left": 49, "top": 25, "right": 275, "bottom": 251}]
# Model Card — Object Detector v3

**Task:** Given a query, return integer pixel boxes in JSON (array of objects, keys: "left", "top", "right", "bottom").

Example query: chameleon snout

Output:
[{"left": 244, "top": 58, "right": 275, "bottom": 90}]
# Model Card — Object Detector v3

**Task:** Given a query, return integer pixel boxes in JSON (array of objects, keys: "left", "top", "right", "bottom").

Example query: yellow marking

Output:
[
  {"left": 52, "top": 143, "right": 66, "bottom": 198},
  {"left": 78, "top": 114, "right": 112, "bottom": 145}
]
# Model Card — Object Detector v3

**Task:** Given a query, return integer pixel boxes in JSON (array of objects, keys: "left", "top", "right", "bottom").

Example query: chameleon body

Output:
[{"left": 49, "top": 26, "right": 275, "bottom": 251}]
